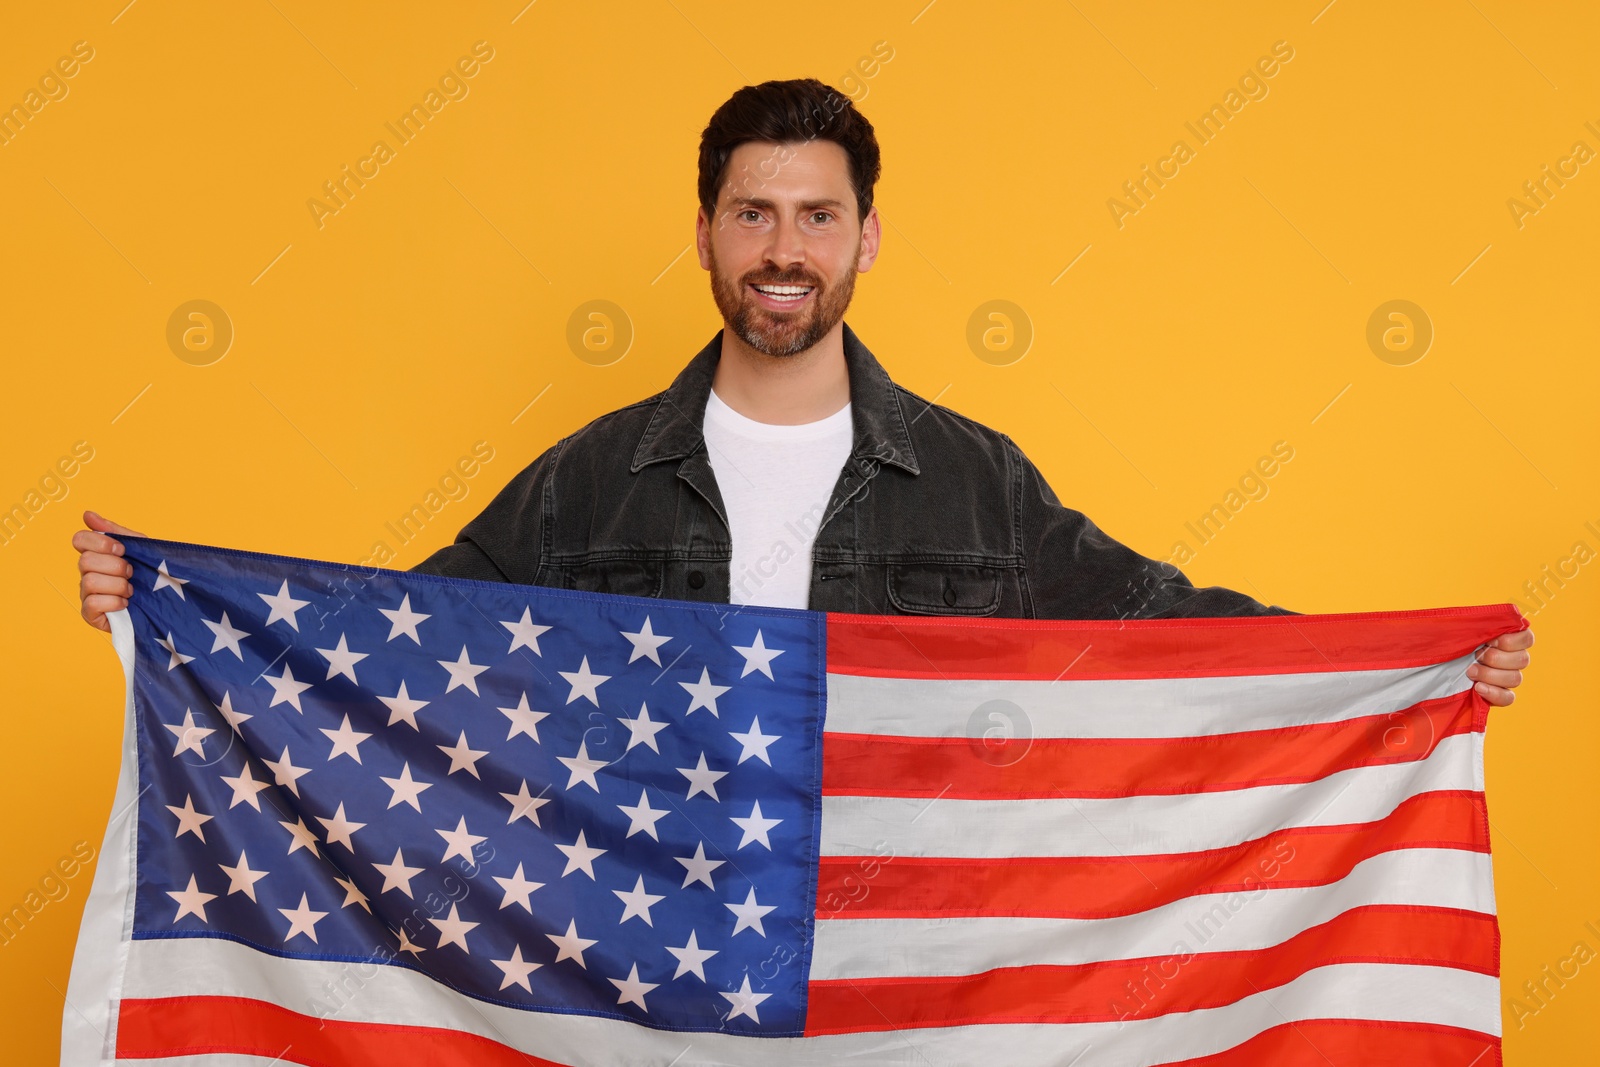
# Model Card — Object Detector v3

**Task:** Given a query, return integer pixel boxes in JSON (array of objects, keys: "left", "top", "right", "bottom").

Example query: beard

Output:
[{"left": 707, "top": 242, "right": 858, "bottom": 358}]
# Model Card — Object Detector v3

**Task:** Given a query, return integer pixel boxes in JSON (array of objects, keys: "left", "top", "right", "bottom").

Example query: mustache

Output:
[{"left": 744, "top": 273, "right": 820, "bottom": 287}]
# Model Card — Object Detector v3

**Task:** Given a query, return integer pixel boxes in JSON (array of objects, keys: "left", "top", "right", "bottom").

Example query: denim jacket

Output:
[{"left": 412, "top": 322, "right": 1291, "bottom": 620}]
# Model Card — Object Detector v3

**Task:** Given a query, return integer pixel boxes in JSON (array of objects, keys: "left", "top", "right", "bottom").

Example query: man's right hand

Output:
[{"left": 73, "top": 510, "right": 147, "bottom": 633}]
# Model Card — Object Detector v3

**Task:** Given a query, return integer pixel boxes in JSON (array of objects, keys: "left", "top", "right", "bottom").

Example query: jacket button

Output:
[
  {"left": 943, "top": 582, "right": 958, "bottom": 607},
  {"left": 688, "top": 570, "right": 705, "bottom": 589}
]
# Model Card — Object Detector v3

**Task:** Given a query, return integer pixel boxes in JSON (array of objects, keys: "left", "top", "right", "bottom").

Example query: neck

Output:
[{"left": 710, "top": 320, "right": 850, "bottom": 425}]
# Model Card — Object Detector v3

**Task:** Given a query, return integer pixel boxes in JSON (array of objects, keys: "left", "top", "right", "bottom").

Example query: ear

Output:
[
  {"left": 695, "top": 206, "right": 714, "bottom": 270},
  {"left": 855, "top": 204, "right": 882, "bottom": 273}
]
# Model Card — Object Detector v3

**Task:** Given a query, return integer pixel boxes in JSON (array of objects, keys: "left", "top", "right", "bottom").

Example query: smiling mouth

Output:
[{"left": 748, "top": 282, "right": 815, "bottom": 307}]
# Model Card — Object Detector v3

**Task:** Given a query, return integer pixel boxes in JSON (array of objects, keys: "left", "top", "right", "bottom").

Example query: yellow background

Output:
[{"left": 3, "top": 0, "right": 1596, "bottom": 1060}]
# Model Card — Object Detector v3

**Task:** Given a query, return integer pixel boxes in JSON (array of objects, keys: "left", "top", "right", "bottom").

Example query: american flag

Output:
[{"left": 64, "top": 536, "right": 1521, "bottom": 1065}]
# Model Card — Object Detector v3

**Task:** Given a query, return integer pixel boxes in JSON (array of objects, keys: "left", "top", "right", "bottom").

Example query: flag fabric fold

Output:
[{"left": 62, "top": 536, "right": 1523, "bottom": 1066}]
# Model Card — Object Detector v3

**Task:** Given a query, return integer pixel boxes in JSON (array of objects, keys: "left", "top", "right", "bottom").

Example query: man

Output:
[{"left": 71, "top": 78, "right": 1533, "bottom": 701}]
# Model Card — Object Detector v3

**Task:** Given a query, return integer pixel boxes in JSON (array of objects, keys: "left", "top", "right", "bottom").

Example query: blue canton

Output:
[{"left": 124, "top": 536, "right": 824, "bottom": 1035}]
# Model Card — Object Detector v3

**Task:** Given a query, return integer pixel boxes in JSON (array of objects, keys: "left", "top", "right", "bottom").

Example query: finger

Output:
[
  {"left": 1475, "top": 681, "right": 1515, "bottom": 707},
  {"left": 71, "top": 529, "right": 125, "bottom": 557},
  {"left": 78, "top": 550, "right": 134, "bottom": 578},
  {"left": 83, "top": 510, "right": 147, "bottom": 538},
  {"left": 80, "top": 571, "right": 134, "bottom": 599},
  {"left": 81, "top": 593, "right": 127, "bottom": 630},
  {"left": 1475, "top": 647, "right": 1531, "bottom": 670},
  {"left": 1494, "top": 629, "right": 1534, "bottom": 651},
  {"left": 1470, "top": 666, "right": 1523, "bottom": 689}
]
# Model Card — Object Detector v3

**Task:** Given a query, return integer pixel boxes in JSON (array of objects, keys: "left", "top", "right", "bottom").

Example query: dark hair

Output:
[{"left": 698, "top": 78, "right": 881, "bottom": 225}]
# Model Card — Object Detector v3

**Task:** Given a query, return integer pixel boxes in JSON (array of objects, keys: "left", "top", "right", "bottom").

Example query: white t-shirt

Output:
[{"left": 702, "top": 387, "right": 853, "bottom": 609}]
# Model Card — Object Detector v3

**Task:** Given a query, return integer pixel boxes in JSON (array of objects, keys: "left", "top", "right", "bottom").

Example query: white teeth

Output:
[{"left": 753, "top": 284, "right": 812, "bottom": 296}]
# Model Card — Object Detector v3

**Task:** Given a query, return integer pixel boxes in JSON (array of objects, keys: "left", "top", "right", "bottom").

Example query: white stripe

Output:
[
  {"left": 820, "top": 731, "right": 1479, "bottom": 858},
  {"left": 812, "top": 848, "right": 1492, "bottom": 979},
  {"left": 122, "top": 939, "right": 1499, "bottom": 1066},
  {"left": 62, "top": 609, "right": 143, "bottom": 1067},
  {"left": 825, "top": 654, "right": 1474, "bottom": 738}
]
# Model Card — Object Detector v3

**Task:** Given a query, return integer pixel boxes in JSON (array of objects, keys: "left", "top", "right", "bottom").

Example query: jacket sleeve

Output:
[
  {"left": 1010, "top": 438, "right": 1296, "bottom": 620},
  {"left": 409, "top": 440, "right": 563, "bottom": 585}
]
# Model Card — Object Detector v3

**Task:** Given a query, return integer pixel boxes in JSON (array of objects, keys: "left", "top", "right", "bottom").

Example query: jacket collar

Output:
[{"left": 630, "top": 320, "right": 921, "bottom": 475}]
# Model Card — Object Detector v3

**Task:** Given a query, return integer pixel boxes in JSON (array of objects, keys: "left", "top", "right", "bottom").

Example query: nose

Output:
[{"left": 763, "top": 213, "right": 807, "bottom": 275}]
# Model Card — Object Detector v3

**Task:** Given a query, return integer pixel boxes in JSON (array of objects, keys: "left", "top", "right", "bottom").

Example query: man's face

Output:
[{"left": 696, "top": 139, "right": 879, "bottom": 357}]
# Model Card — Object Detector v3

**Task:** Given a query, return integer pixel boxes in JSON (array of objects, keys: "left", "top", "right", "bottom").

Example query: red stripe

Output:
[
  {"left": 816, "top": 790, "right": 1487, "bottom": 920},
  {"left": 804, "top": 904, "right": 1497, "bottom": 1034},
  {"left": 1151, "top": 1018, "right": 1500, "bottom": 1066},
  {"left": 824, "top": 603, "right": 1524, "bottom": 679},
  {"left": 117, "top": 995, "right": 568, "bottom": 1065},
  {"left": 823, "top": 690, "right": 1479, "bottom": 799}
]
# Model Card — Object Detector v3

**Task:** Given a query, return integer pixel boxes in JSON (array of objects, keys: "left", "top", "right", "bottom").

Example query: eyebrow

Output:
[{"left": 728, "top": 197, "right": 848, "bottom": 211}]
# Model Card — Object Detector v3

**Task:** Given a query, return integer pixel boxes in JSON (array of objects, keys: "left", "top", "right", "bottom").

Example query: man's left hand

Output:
[{"left": 1467, "top": 628, "right": 1534, "bottom": 707}]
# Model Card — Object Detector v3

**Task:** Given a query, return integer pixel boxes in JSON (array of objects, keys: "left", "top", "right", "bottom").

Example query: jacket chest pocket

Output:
[
  {"left": 886, "top": 562, "right": 1002, "bottom": 616},
  {"left": 562, "top": 558, "right": 665, "bottom": 599}
]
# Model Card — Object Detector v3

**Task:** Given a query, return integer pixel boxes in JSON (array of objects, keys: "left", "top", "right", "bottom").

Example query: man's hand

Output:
[
  {"left": 1467, "top": 628, "right": 1534, "bottom": 707},
  {"left": 72, "top": 510, "right": 147, "bottom": 633}
]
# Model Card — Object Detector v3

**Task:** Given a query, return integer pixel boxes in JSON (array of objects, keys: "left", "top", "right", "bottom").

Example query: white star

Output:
[
  {"left": 679, "top": 667, "right": 730, "bottom": 717},
  {"left": 437, "top": 731, "right": 489, "bottom": 778},
  {"left": 436, "top": 816, "right": 487, "bottom": 864},
  {"left": 262, "top": 746, "right": 310, "bottom": 797},
  {"left": 675, "top": 842, "right": 725, "bottom": 890},
  {"left": 677, "top": 753, "right": 727, "bottom": 802},
  {"left": 202, "top": 611, "right": 250, "bottom": 658},
  {"left": 373, "top": 848, "right": 424, "bottom": 897},
  {"left": 498, "top": 692, "right": 549, "bottom": 743},
  {"left": 617, "top": 789, "right": 670, "bottom": 841},
  {"left": 315, "top": 802, "right": 366, "bottom": 849},
  {"left": 316, "top": 633, "right": 369, "bottom": 683},
  {"left": 262, "top": 662, "right": 312, "bottom": 712},
  {"left": 378, "top": 680, "right": 429, "bottom": 730},
  {"left": 278, "top": 893, "right": 328, "bottom": 943},
  {"left": 666, "top": 930, "right": 719, "bottom": 981},
  {"left": 730, "top": 716, "right": 781, "bottom": 766},
  {"left": 277, "top": 817, "right": 320, "bottom": 857},
  {"left": 499, "top": 779, "right": 552, "bottom": 827},
  {"left": 430, "top": 903, "right": 479, "bottom": 952},
  {"left": 620, "top": 616, "right": 672, "bottom": 665},
  {"left": 379, "top": 593, "right": 431, "bottom": 643},
  {"left": 493, "top": 863, "right": 544, "bottom": 912},
  {"left": 733, "top": 629, "right": 786, "bottom": 679},
  {"left": 731, "top": 801, "right": 782, "bottom": 850},
  {"left": 492, "top": 944, "right": 542, "bottom": 992},
  {"left": 726, "top": 887, "right": 776, "bottom": 937},
  {"left": 166, "top": 794, "right": 213, "bottom": 841},
  {"left": 437, "top": 645, "right": 489, "bottom": 695},
  {"left": 219, "top": 850, "right": 268, "bottom": 902},
  {"left": 557, "top": 741, "right": 607, "bottom": 792},
  {"left": 618, "top": 702, "right": 670, "bottom": 753},
  {"left": 258, "top": 579, "right": 309, "bottom": 630},
  {"left": 612, "top": 876, "right": 665, "bottom": 926},
  {"left": 157, "top": 631, "right": 194, "bottom": 671},
  {"left": 220, "top": 764, "right": 271, "bottom": 811},
  {"left": 167, "top": 874, "right": 215, "bottom": 922},
  {"left": 395, "top": 927, "right": 426, "bottom": 956},
  {"left": 163, "top": 708, "right": 215, "bottom": 758},
  {"left": 320, "top": 714, "right": 372, "bottom": 763},
  {"left": 720, "top": 975, "right": 773, "bottom": 1023},
  {"left": 546, "top": 919, "right": 598, "bottom": 968},
  {"left": 333, "top": 875, "right": 370, "bottom": 913},
  {"left": 555, "top": 830, "right": 606, "bottom": 879},
  {"left": 214, "top": 691, "right": 250, "bottom": 731},
  {"left": 380, "top": 762, "right": 433, "bottom": 812},
  {"left": 558, "top": 656, "right": 610, "bottom": 706},
  {"left": 609, "top": 963, "right": 658, "bottom": 1011},
  {"left": 501, "top": 607, "right": 551, "bottom": 655},
  {"left": 152, "top": 560, "right": 189, "bottom": 599}
]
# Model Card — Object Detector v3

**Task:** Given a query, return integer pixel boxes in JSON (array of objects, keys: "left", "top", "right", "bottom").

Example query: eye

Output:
[
  {"left": 810, "top": 212, "right": 833, "bottom": 224},
  {"left": 739, "top": 209, "right": 762, "bottom": 222}
]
